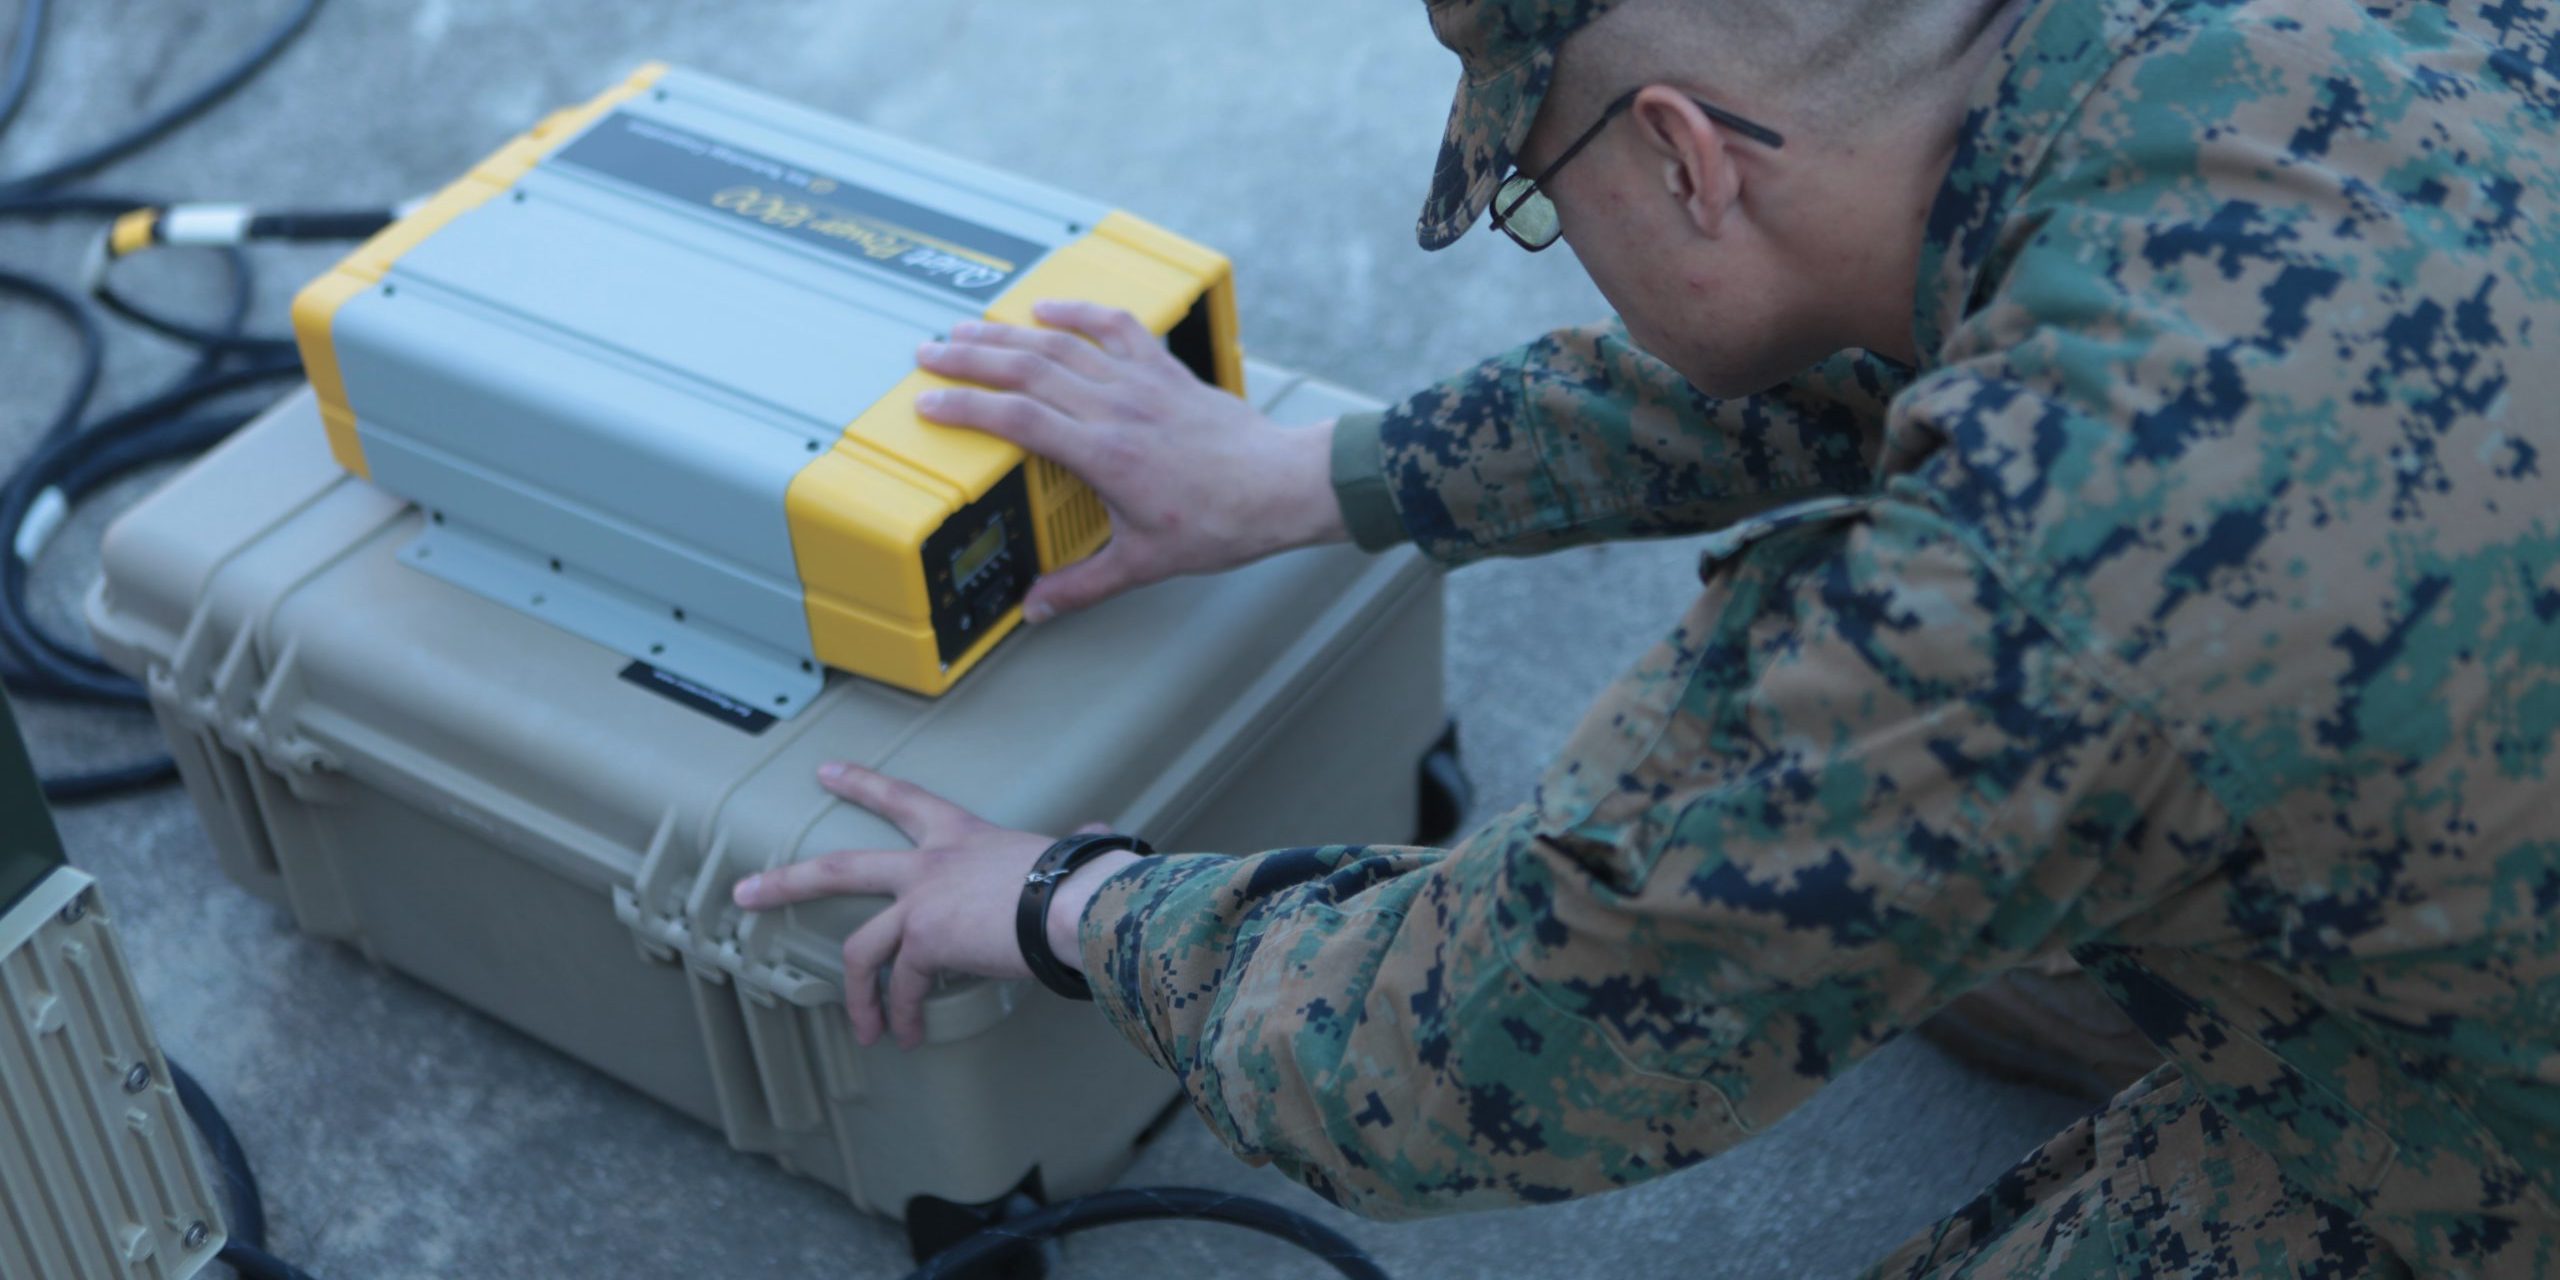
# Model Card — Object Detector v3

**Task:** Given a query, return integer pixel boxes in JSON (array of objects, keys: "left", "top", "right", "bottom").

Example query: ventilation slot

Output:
[{"left": 1031, "top": 456, "right": 1110, "bottom": 565}]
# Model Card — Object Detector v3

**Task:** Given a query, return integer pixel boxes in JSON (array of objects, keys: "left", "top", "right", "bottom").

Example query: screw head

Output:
[
  {"left": 57, "top": 895, "right": 85, "bottom": 925},
  {"left": 183, "top": 1222, "right": 209, "bottom": 1250},
  {"left": 122, "top": 1062, "right": 151, "bottom": 1093}
]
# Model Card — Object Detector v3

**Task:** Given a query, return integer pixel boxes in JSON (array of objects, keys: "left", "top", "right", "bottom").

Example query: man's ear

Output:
[{"left": 1629, "top": 86, "right": 1741, "bottom": 238}]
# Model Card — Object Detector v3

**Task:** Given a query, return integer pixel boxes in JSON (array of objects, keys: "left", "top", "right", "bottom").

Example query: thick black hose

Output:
[
  {"left": 218, "top": 1240, "right": 321, "bottom": 1280},
  {"left": 0, "top": 361, "right": 301, "bottom": 693},
  {"left": 171, "top": 1058, "right": 326, "bottom": 1279},
  {"left": 0, "top": 222, "right": 267, "bottom": 800},
  {"left": 904, "top": 1187, "right": 1392, "bottom": 1280},
  {"left": 0, "top": 240, "right": 252, "bottom": 525},
  {"left": 0, "top": 0, "right": 328, "bottom": 800},
  {"left": 54, "top": 409, "right": 257, "bottom": 497},
  {"left": 0, "top": 191, "right": 167, "bottom": 217},
  {"left": 40, "top": 753, "right": 178, "bottom": 803},
  {"left": 168, "top": 1058, "right": 268, "bottom": 1250},
  {"left": 247, "top": 209, "right": 394, "bottom": 241},
  {"left": 0, "top": 212, "right": 253, "bottom": 690},
  {"left": 96, "top": 259, "right": 297, "bottom": 353},
  {"left": 0, "top": 253, "right": 239, "bottom": 799},
  {"left": 0, "top": 0, "right": 43, "bottom": 142},
  {"left": 0, "top": 266, "right": 104, "bottom": 445},
  {"left": 0, "top": 360, "right": 302, "bottom": 698},
  {"left": 0, "top": 0, "right": 325, "bottom": 195},
  {"left": 1, "top": 374, "right": 292, "bottom": 799}
]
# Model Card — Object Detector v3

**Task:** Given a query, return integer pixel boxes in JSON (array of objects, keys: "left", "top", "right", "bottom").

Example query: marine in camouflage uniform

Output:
[{"left": 1073, "top": 0, "right": 2560, "bottom": 1273}]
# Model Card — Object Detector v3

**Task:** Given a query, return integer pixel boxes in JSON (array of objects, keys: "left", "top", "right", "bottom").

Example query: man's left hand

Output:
[{"left": 730, "top": 763, "right": 1118, "bottom": 1050}]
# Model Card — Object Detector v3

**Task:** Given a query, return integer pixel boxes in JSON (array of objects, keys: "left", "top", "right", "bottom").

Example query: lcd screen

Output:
[{"left": 952, "top": 516, "right": 1006, "bottom": 588}]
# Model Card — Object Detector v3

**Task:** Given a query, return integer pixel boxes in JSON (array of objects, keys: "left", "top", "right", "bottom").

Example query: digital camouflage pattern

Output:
[
  {"left": 1083, "top": 0, "right": 2560, "bottom": 1274},
  {"left": 1875, "top": 1066, "right": 2413, "bottom": 1276},
  {"left": 1326, "top": 328, "right": 1901, "bottom": 557},
  {"left": 1415, "top": 0, "right": 1625, "bottom": 249}
]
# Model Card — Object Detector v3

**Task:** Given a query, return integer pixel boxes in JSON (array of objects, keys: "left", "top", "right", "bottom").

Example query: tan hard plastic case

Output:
[{"left": 82, "top": 363, "right": 1446, "bottom": 1220}]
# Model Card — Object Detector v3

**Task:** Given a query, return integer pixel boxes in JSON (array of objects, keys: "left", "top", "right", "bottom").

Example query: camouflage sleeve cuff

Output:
[
  {"left": 1073, "top": 842, "right": 1455, "bottom": 1172},
  {"left": 1329, "top": 411, "right": 1409, "bottom": 553},
  {"left": 1075, "top": 852, "right": 1239, "bottom": 1075}
]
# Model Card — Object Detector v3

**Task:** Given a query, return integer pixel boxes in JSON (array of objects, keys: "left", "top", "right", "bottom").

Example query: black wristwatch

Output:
[{"left": 1016, "top": 832, "right": 1153, "bottom": 1001}]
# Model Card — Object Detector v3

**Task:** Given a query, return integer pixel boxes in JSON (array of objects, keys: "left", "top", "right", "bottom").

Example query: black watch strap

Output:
[{"left": 1016, "top": 832, "right": 1153, "bottom": 1001}]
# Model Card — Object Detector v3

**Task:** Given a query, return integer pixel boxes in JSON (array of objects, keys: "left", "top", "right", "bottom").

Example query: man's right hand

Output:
[{"left": 914, "top": 299, "right": 1348, "bottom": 622}]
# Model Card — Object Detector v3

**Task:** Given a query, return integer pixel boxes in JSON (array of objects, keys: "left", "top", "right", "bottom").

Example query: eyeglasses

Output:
[{"left": 1490, "top": 87, "right": 1786, "bottom": 252}]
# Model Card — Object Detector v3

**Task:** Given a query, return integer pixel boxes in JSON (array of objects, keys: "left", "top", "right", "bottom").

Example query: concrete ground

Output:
[{"left": 3, "top": 2, "right": 2095, "bottom": 1276}]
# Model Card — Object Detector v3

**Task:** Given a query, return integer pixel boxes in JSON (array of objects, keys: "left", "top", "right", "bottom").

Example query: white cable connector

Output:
[
  {"left": 13, "top": 486, "right": 68, "bottom": 565},
  {"left": 159, "top": 204, "right": 255, "bottom": 246}
]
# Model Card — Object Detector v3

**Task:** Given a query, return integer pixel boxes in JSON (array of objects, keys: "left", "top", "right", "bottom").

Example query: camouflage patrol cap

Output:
[{"left": 1418, "top": 0, "right": 1628, "bottom": 250}]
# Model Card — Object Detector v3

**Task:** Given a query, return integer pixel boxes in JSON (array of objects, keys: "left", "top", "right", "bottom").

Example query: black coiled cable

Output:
[
  {"left": 170, "top": 1057, "right": 322, "bottom": 1280},
  {"left": 0, "top": 0, "right": 323, "bottom": 197},
  {"left": 169, "top": 1059, "right": 268, "bottom": 1249},
  {"left": 0, "top": 1, "right": 325, "bottom": 801},
  {"left": 174, "top": 1050, "right": 1392, "bottom": 1280},
  {"left": 903, "top": 1187, "right": 1392, "bottom": 1280},
  {"left": 0, "top": 0, "right": 44, "bottom": 140}
]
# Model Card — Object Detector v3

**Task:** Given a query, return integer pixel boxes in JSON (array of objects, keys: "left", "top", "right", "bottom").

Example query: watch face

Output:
[{"left": 0, "top": 694, "right": 66, "bottom": 916}]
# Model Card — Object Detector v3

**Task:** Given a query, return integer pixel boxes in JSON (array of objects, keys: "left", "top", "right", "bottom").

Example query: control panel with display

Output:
[{"left": 923, "top": 468, "right": 1040, "bottom": 666}]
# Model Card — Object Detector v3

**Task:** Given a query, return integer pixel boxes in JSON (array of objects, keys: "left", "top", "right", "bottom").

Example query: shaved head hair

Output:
[{"left": 1551, "top": 0, "right": 2013, "bottom": 137}]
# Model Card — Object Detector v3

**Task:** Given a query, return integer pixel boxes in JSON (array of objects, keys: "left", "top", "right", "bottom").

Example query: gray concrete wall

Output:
[{"left": 1, "top": 2, "right": 2089, "bottom": 1276}]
